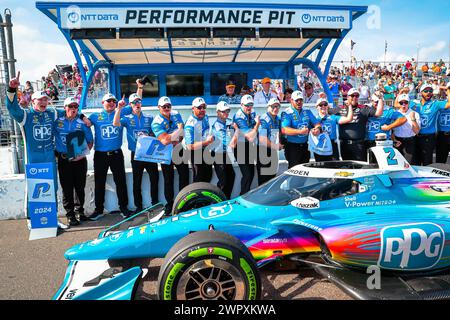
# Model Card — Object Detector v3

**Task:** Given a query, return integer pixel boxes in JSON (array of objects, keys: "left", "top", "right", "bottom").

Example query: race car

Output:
[{"left": 53, "top": 136, "right": 450, "bottom": 300}]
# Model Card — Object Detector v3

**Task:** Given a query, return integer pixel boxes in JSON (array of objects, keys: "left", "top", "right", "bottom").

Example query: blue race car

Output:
[{"left": 54, "top": 137, "right": 450, "bottom": 300}]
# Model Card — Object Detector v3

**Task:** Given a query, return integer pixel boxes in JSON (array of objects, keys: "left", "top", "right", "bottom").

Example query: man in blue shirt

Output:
[
  {"left": 54, "top": 97, "right": 93, "bottom": 226},
  {"left": 436, "top": 82, "right": 450, "bottom": 163},
  {"left": 232, "top": 94, "right": 260, "bottom": 195},
  {"left": 218, "top": 80, "right": 241, "bottom": 105},
  {"left": 183, "top": 97, "right": 214, "bottom": 183},
  {"left": 113, "top": 90, "right": 159, "bottom": 213},
  {"left": 88, "top": 93, "right": 132, "bottom": 220},
  {"left": 410, "top": 83, "right": 450, "bottom": 165},
  {"left": 281, "top": 90, "right": 320, "bottom": 168},
  {"left": 151, "top": 96, "right": 189, "bottom": 215}
]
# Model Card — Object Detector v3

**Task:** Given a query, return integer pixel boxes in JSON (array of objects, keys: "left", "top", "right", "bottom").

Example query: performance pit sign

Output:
[{"left": 61, "top": 6, "right": 351, "bottom": 29}]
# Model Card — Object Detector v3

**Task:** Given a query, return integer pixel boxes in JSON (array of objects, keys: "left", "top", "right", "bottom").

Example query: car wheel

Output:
[
  {"left": 157, "top": 230, "right": 261, "bottom": 300},
  {"left": 172, "top": 182, "right": 227, "bottom": 215}
]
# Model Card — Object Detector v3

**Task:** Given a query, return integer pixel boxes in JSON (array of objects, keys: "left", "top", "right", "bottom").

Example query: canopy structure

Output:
[{"left": 36, "top": 1, "right": 367, "bottom": 107}]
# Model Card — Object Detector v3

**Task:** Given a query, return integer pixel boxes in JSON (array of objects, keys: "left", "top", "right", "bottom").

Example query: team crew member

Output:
[
  {"left": 218, "top": 80, "right": 241, "bottom": 105},
  {"left": 184, "top": 97, "right": 214, "bottom": 183},
  {"left": 113, "top": 92, "right": 159, "bottom": 213},
  {"left": 392, "top": 94, "right": 421, "bottom": 164},
  {"left": 151, "top": 96, "right": 189, "bottom": 214},
  {"left": 330, "top": 88, "right": 383, "bottom": 161},
  {"left": 436, "top": 83, "right": 450, "bottom": 163},
  {"left": 365, "top": 93, "right": 407, "bottom": 149},
  {"left": 281, "top": 90, "right": 320, "bottom": 168},
  {"left": 258, "top": 98, "right": 283, "bottom": 185},
  {"left": 233, "top": 94, "right": 260, "bottom": 194},
  {"left": 211, "top": 101, "right": 236, "bottom": 199},
  {"left": 54, "top": 97, "right": 93, "bottom": 226},
  {"left": 88, "top": 93, "right": 132, "bottom": 220},
  {"left": 253, "top": 77, "right": 278, "bottom": 105},
  {"left": 315, "top": 98, "right": 354, "bottom": 161},
  {"left": 410, "top": 83, "right": 450, "bottom": 165}
]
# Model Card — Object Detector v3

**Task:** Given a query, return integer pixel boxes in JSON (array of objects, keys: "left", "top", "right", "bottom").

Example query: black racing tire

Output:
[
  {"left": 172, "top": 182, "right": 227, "bottom": 215},
  {"left": 427, "top": 163, "right": 450, "bottom": 172},
  {"left": 157, "top": 230, "right": 261, "bottom": 300}
]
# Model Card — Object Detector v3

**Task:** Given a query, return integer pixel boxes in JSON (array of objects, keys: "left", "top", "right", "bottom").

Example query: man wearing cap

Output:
[
  {"left": 113, "top": 90, "right": 159, "bottom": 213},
  {"left": 218, "top": 80, "right": 241, "bottom": 105},
  {"left": 365, "top": 92, "right": 406, "bottom": 151},
  {"left": 258, "top": 97, "right": 283, "bottom": 184},
  {"left": 435, "top": 82, "right": 450, "bottom": 163},
  {"left": 54, "top": 97, "right": 94, "bottom": 226},
  {"left": 328, "top": 76, "right": 340, "bottom": 106},
  {"left": 88, "top": 93, "right": 132, "bottom": 220},
  {"left": 253, "top": 78, "right": 278, "bottom": 105},
  {"left": 392, "top": 94, "right": 420, "bottom": 164},
  {"left": 281, "top": 90, "right": 320, "bottom": 168},
  {"left": 409, "top": 83, "right": 450, "bottom": 165},
  {"left": 151, "top": 96, "right": 189, "bottom": 215},
  {"left": 211, "top": 101, "right": 236, "bottom": 199},
  {"left": 315, "top": 98, "right": 354, "bottom": 161},
  {"left": 303, "top": 82, "right": 319, "bottom": 104},
  {"left": 232, "top": 94, "right": 260, "bottom": 194},
  {"left": 330, "top": 88, "right": 384, "bottom": 161},
  {"left": 183, "top": 97, "right": 214, "bottom": 183}
]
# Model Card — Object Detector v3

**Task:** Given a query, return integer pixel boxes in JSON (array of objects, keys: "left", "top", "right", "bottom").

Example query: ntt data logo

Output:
[
  {"left": 68, "top": 11, "right": 79, "bottom": 23},
  {"left": 301, "top": 13, "right": 312, "bottom": 23},
  {"left": 66, "top": 6, "right": 82, "bottom": 28}
]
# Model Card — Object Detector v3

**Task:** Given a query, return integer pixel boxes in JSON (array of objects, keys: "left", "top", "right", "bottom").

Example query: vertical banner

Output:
[{"left": 26, "top": 162, "right": 58, "bottom": 240}]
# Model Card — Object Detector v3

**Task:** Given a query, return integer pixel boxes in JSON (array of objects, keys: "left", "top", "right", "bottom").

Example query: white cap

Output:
[
  {"left": 291, "top": 90, "right": 304, "bottom": 101},
  {"left": 158, "top": 96, "right": 172, "bottom": 106},
  {"left": 102, "top": 93, "right": 117, "bottom": 102},
  {"left": 192, "top": 97, "right": 207, "bottom": 108},
  {"left": 315, "top": 98, "right": 329, "bottom": 107},
  {"left": 129, "top": 93, "right": 141, "bottom": 104},
  {"left": 267, "top": 97, "right": 281, "bottom": 107},
  {"left": 31, "top": 91, "right": 49, "bottom": 100},
  {"left": 371, "top": 94, "right": 380, "bottom": 102},
  {"left": 64, "top": 97, "right": 79, "bottom": 106},
  {"left": 216, "top": 101, "right": 230, "bottom": 111},
  {"left": 241, "top": 94, "right": 254, "bottom": 106},
  {"left": 420, "top": 83, "right": 433, "bottom": 92},
  {"left": 397, "top": 94, "right": 410, "bottom": 103},
  {"left": 348, "top": 88, "right": 360, "bottom": 96}
]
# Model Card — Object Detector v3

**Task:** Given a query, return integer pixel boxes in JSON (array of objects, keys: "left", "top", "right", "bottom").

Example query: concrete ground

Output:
[{"left": 0, "top": 216, "right": 351, "bottom": 300}]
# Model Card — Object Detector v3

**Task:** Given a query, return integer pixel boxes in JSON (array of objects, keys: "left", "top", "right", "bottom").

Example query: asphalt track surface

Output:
[{"left": 0, "top": 215, "right": 351, "bottom": 300}]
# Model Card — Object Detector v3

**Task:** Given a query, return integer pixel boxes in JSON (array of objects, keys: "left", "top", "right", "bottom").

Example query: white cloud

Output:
[{"left": 418, "top": 41, "right": 447, "bottom": 62}]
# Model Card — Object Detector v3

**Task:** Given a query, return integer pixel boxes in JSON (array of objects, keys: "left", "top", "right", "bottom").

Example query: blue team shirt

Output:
[
  {"left": 366, "top": 108, "right": 403, "bottom": 141},
  {"left": 410, "top": 100, "right": 447, "bottom": 134},
  {"left": 211, "top": 118, "right": 233, "bottom": 153},
  {"left": 151, "top": 110, "right": 184, "bottom": 138},
  {"left": 120, "top": 112, "right": 154, "bottom": 151},
  {"left": 317, "top": 114, "right": 341, "bottom": 141},
  {"left": 232, "top": 108, "right": 257, "bottom": 143},
  {"left": 88, "top": 107, "right": 132, "bottom": 152},
  {"left": 184, "top": 114, "right": 210, "bottom": 145},
  {"left": 259, "top": 112, "right": 281, "bottom": 143},
  {"left": 54, "top": 117, "right": 94, "bottom": 154},
  {"left": 438, "top": 108, "right": 450, "bottom": 132},
  {"left": 281, "top": 106, "right": 319, "bottom": 144},
  {"left": 329, "top": 83, "right": 340, "bottom": 98}
]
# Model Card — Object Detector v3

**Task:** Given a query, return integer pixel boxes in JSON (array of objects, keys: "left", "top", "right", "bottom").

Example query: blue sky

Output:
[{"left": 1, "top": 0, "right": 449, "bottom": 82}]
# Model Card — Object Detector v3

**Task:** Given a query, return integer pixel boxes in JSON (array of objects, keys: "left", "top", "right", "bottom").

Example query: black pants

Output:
[
  {"left": 340, "top": 140, "right": 366, "bottom": 161},
  {"left": 314, "top": 141, "right": 339, "bottom": 162},
  {"left": 436, "top": 131, "right": 450, "bottom": 163},
  {"left": 234, "top": 141, "right": 258, "bottom": 195},
  {"left": 284, "top": 142, "right": 310, "bottom": 169},
  {"left": 131, "top": 152, "right": 159, "bottom": 208},
  {"left": 94, "top": 150, "right": 128, "bottom": 212},
  {"left": 57, "top": 155, "right": 87, "bottom": 218},
  {"left": 213, "top": 152, "right": 235, "bottom": 199},
  {"left": 190, "top": 149, "right": 213, "bottom": 183},
  {"left": 160, "top": 158, "right": 189, "bottom": 208},
  {"left": 394, "top": 136, "right": 416, "bottom": 164},
  {"left": 257, "top": 147, "right": 278, "bottom": 185},
  {"left": 413, "top": 134, "right": 436, "bottom": 166}
]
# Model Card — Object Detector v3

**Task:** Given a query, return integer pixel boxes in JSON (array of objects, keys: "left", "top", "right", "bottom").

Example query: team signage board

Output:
[
  {"left": 61, "top": 6, "right": 351, "bottom": 29},
  {"left": 26, "top": 162, "right": 58, "bottom": 240},
  {"left": 135, "top": 136, "right": 173, "bottom": 165}
]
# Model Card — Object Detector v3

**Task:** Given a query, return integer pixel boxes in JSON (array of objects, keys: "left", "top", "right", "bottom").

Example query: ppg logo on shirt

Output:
[
  {"left": 440, "top": 114, "right": 450, "bottom": 126},
  {"left": 33, "top": 125, "right": 52, "bottom": 141},
  {"left": 368, "top": 121, "right": 381, "bottom": 132},
  {"left": 378, "top": 223, "right": 445, "bottom": 270},
  {"left": 421, "top": 115, "right": 429, "bottom": 128},
  {"left": 101, "top": 125, "right": 120, "bottom": 139}
]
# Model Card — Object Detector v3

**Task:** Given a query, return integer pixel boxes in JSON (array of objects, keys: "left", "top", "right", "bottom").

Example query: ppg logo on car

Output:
[
  {"left": 33, "top": 125, "right": 52, "bottom": 141},
  {"left": 101, "top": 125, "right": 119, "bottom": 139},
  {"left": 378, "top": 223, "right": 445, "bottom": 270}
]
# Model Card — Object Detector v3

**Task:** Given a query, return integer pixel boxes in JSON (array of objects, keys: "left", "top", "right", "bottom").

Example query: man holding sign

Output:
[
  {"left": 151, "top": 96, "right": 189, "bottom": 215},
  {"left": 113, "top": 92, "right": 159, "bottom": 213},
  {"left": 54, "top": 97, "right": 93, "bottom": 226}
]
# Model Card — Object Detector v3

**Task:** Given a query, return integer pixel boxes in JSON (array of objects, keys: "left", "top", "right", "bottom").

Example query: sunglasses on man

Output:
[
  {"left": 318, "top": 103, "right": 328, "bottom": 107},
  {"left": 106, "top": 99, "right": 116, "bottom": 103},
  {"left": 350, "top": 94, "right": 360, "bottom": 98},
  {"left": 399, "top": 101, "right": 409, "bottom": 106},
  {"left": 196, "top": 105, "right": 207, "bottom": 110},
  {"left": 422, "top": 89, "right": 433, "bottom": 93},
  {"left": 161, "top": 105, "right": 172, "bottom": 109},
  {"left": 67, "top": 104, "right": 78, "bottom": 109}
]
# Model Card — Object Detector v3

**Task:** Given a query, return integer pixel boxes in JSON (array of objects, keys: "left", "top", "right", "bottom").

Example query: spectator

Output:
[
  {"left": 218, "top": 80, "right": 241, "bottom": 105},
  {"left": 303, "top": 81, "right": 319, "bottom": 104},
  {"left": 253, "top": 78, "right": 278, "bottom": 105}
]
